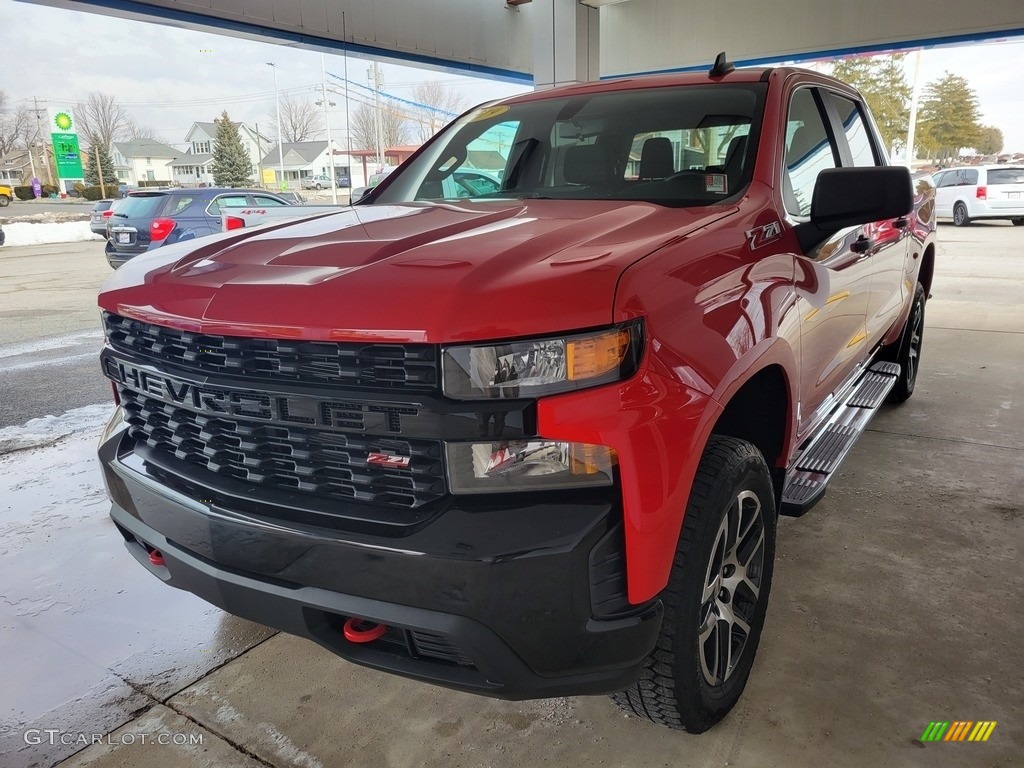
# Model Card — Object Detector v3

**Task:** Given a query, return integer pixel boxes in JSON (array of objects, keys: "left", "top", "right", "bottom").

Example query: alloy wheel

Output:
[{"left": 699, "top": 489, "right": 766, "bottom": 687}]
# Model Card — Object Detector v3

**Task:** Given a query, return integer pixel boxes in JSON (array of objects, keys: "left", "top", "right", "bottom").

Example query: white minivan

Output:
[{"left": 932, "top": 165, "right": 1024, "bottom": 226}]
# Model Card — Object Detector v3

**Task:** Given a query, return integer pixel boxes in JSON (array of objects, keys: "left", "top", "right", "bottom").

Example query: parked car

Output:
[
  {"left": 0, "top": 182, "right": 13, "bottom": 206},
  {"left": 302, "top": 175, "right": 336, "bottom": 190},
  {"left": 104, "top": 188, "right": 290, "bottom": 268},
  {"left": 932, "top": 164, "right": 1024, "bottom": 226},
  {"left": 90, "top": 199, "right": 116, "bottom": 237},
  {"left": 335, "top": 171, "right": 351, "bottom": 188}
]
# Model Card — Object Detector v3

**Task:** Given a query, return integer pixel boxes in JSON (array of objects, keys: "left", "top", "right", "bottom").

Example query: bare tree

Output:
[
  {"left": 350, "top": 103, "right": 409, "bottom": 156},
  {"left": 76, "top": 92, "right": 129, "bottom": 150},
  {"left": 0, "top": 92, "right": 33, "bottom": 156},
  {"left": 123, "top": 117, "right": 158, "bottom": 141},
  {"left": 271, "top": 94, "right": 323, "bottom": 144},
  {"left": 411, "top": 81, "right": 464, "bottom": 142}
]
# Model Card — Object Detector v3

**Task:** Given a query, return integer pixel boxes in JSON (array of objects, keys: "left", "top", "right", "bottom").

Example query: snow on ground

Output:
[
  {"left": 0, "top": 403, "right": 112, "bottom": 454},
  {"left": 2, "top": 220, "right": 103, "bottom": 247}
]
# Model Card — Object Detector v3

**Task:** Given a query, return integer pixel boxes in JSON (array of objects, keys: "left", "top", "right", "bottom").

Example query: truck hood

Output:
[{"left": 99, "top": 200, "right": 735, "bottom": 343}]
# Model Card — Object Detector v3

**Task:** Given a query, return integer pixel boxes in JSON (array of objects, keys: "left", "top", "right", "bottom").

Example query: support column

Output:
[{"left": 532, "top": 0, "right": 600, "bottom": 90}]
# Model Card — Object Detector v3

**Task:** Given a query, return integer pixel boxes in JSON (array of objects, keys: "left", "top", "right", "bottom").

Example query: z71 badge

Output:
[{"left": 746, "top": 221, "right": 782, "bottom": 250}]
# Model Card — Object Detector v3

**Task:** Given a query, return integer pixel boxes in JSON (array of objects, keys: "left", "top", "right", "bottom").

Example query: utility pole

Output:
[
  {"left": 94, "top": 145, "right": 106, "bottom": 198},
  {"left": 370, "top": 62, "right": 385, "bottom": 168},
  {"left": 255, "top": 121, "right": 264, "bottom": 188},
  {"left": 30, "top": 97, "right": 51, "bottom": 185},
  {"left": 266, "top": 62, "right": 285, "bottom": 189},
  {"left": 319, "top": 53, "right": 339, "bottom": 205}
]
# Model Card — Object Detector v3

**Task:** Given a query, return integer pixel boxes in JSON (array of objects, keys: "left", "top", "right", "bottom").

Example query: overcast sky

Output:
[{"left": 1, "top": 0, "right": 1022, "bottom": 153}]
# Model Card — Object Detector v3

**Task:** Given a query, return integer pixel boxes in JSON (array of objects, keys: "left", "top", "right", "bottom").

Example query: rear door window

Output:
[
  {"left": 824, "top": 93, "right": 879, "bottom": 167},
  {"left": 206, "top": 195, "right": 249, "bottom": 216},
  {"left": 784, "top": 88, "right": 840, "bottom": 217},
  {"left": 252, "top": 195, "right": 287, "bottom": 206}
]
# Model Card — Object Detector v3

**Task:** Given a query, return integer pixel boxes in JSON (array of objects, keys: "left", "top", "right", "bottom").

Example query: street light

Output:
[
  {"left": 266, "top": 62, "right": 285, "bottom": 190},
  {"left": 317, "top": 53, "right": 338, "bottom": 205}
]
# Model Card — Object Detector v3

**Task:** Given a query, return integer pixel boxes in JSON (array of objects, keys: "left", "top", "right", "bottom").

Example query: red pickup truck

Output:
[{"left": 97, "top": 58, "right": 935, "bottom": 732}]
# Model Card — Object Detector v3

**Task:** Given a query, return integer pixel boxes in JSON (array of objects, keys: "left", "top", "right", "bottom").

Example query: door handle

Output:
[
  {"left": 851, "top": 235, "right": 874, "bottom": 255},
  {"left": 893, "top": 216, "right": 909, "bottom": 229}
]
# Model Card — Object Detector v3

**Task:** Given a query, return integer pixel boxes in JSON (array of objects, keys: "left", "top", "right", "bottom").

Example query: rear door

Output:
[
  {"left": 786, "top": 86, "right": 873, "bottom": 427},
  {"left": 821, "top": 90, "right": 909, "bottom": 350},
  {"left": 204, "top": 193, "right": 249, "bottom": 234}
]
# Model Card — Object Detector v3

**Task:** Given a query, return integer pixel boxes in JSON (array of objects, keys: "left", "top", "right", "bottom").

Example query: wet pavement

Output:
[
  {"left": 0, "top": 223, "right": 1021, "bottom": 767},
  {"left": 0, "top": 425, "right": 275, "bottom": 768}
]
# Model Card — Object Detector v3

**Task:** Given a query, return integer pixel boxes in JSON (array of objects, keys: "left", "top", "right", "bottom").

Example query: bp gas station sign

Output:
[{"left": 50, "top": 109, "right": 84, "bottom": 182}]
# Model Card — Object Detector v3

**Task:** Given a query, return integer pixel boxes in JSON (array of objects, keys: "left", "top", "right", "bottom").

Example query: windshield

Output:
[{"left": 374, "top": 84, "right": 765, "bottom": 207}]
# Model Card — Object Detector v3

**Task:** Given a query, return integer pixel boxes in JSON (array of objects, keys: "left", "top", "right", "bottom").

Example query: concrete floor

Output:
[{"left": 0, "top": 222, "right": 1020, "bottom": 767}]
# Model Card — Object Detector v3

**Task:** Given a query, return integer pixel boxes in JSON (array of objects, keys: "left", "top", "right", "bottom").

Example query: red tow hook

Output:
[
  {"left": 148, "top": 549, "right": 165, "bottom": 567},
  {"left": 343, "top": 617, "right": 388, "bottom": 643}
]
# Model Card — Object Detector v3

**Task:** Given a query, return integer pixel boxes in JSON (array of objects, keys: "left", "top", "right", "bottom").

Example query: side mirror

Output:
[
  {"left": 350, "top": 188, "right": 367, "bottom": 204},
  {"left": 797, "top": 166, "right": 913, "bottom": 252}
]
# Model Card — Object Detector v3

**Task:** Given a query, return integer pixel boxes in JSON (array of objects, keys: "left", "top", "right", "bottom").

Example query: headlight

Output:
[
  {"left": 446, "top": 440, "right": 616, "bottom": 494},
  {"left": 441, "top": 321, "right": 643, "bottom": 400}
]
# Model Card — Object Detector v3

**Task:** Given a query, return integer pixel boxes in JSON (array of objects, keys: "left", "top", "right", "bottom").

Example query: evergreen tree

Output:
[
  {"left": 917, "top": 72, "right": 982, "bottom": 161},
  {"left": 975, "top": 125, "right": 1003, "bottom": 156},
  {"left": 83, "top": 140, "right": 118, "bottom": 188},
  {"left": 830, "top": 54, "right": 910, "bottom": 155},
  {"left": 211, "top": 110, "right": 252, "bottom": 187}
]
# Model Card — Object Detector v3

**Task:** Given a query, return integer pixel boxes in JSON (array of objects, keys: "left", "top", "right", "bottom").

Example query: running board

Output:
[{"left": 780, "top": 361, "right": 900, "bottom": 517}]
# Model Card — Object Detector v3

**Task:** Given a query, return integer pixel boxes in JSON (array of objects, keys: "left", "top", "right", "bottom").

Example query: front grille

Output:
[
  {"left": 120, "top": 387, "right": 446, "bottom": 508},
  {"left": 103, "top": 313, "right": 439, "bottom": 391}
]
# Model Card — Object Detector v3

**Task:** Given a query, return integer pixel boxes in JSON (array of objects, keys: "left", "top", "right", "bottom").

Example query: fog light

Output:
[{"left": 446, "top": 440, "right": 615, "bottom": 494}]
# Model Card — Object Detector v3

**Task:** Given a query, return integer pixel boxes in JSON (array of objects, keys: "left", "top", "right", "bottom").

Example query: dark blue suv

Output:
[{"left": 105, "top": 188, "right": 291, "bottom": 268}]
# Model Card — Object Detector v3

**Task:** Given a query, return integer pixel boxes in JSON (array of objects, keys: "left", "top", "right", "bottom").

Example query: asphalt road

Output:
[{"left": 0, "top": 240, "right": 113, "bottom": 427}]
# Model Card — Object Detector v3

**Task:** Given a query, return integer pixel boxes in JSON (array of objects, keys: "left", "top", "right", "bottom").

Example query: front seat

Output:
[{"left": 638, "top": 137, "right": 675, "bottom": 180}]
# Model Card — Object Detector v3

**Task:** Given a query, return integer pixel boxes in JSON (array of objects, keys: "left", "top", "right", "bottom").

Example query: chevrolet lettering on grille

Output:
[{"left": 103, "top": 356, "right": 417, "bottom": 434}]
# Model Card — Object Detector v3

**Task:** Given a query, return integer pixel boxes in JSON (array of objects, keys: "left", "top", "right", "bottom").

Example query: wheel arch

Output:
[
  {"left": 707, "top": 363, "right": 793, "bottom": 504},
  {"left": 918, "top": 242, "right": 936, "bottom": 296}
]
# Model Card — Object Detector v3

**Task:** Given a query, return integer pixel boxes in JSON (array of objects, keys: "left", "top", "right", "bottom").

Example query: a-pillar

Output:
[{"left": 531, "top": 0, "right": 599, "bottom": 90}]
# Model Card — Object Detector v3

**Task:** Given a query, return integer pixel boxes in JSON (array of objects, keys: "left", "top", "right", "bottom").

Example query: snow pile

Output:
[
  {"left": 1, "top": 211, "right": 90, "bottom": 225},
  {"left": 2, "top": 221, "right": 104, "bottom": 247},
  {"left": 0, "top": 403, "right": 113, "bottom": 454}
]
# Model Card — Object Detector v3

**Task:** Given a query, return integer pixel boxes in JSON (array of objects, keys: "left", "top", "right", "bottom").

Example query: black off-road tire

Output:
[
  {"left": 612, "top": 436, "right": 777, "bottom": 732},
  {"left": 883, "top": 283, "right": 925, "bottom": 404},
  {"left": 0, "top": 194, "right": 10, "bottom": 207}
]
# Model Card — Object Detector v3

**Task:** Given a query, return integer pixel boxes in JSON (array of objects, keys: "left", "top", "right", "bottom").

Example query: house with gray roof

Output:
[
  {"left": 260, "top": 140, "right": 345, "bottom": 187},
  {"left": 111, "top": 139, "right": 181, "bottom": 185},
  {"left": 171, "top": 121, "right": 271, "bottom": 186}
]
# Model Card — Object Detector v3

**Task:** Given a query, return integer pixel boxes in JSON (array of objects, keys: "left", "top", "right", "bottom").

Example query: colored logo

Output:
[
  {"left": 54, "top": 112, "right": 73, "bottom": 131},
  {"left": 920, "top": 721, "right": 997, "bottom": 742}
]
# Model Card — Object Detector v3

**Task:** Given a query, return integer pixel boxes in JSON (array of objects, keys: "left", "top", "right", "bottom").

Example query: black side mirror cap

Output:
[{"left": 797, "top": 166, "right": 914, "bottom": 252}]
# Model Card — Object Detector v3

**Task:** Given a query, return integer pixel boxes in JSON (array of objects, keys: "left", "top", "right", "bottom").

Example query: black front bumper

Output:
[{"left": 100, "top": 417, "right": 662, "bottom": 700}]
